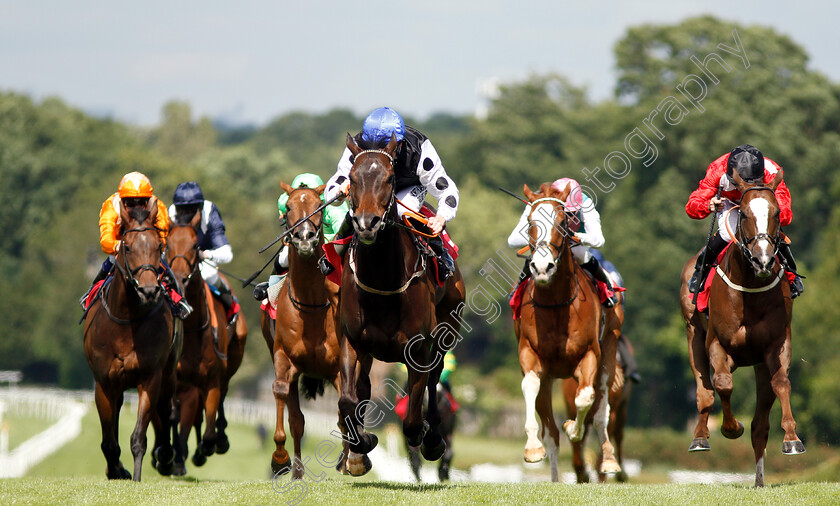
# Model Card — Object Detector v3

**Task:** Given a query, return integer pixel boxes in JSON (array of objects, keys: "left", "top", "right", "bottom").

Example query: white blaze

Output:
[
  {"left": 749, "top": 198, "right": 772, "bottom": 261},
  {"left": 530, "top": 202, "right": 560, "bottom": 273}
]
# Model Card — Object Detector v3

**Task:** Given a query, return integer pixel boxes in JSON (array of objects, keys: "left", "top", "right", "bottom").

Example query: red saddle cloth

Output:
[
  {"left": 509, "top": 274, "right": 626, "bottom": 320},
  {"left": 394, "top": 391, "right": 460, "bottom": 421},
  {"left": 260, "top": 299, "right": 277, "bottom": 319},
  {"left": 84, "top": 279, "right": 108, "bottom": 311}
]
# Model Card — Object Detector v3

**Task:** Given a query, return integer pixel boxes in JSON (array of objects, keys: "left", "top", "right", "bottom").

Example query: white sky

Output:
[{"left": 1, "top": 1, "right": 837, "bottom": 126}]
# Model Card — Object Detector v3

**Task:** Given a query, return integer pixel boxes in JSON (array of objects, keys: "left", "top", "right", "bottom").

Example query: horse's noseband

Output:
[
  {"left": 735, "top": 186, "right": 781, "bottom": 271},
  {"left": 118, "top": 226, "right": 163, "bottom": 290}
]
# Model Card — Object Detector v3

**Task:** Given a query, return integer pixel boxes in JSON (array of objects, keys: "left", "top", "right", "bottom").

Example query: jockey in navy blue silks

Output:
[
  {"left": 169, "top": 181, "right": 240, "bottom": 324},
  {"left": 320, "top": 107, "right": 459, "bottom": 280}
]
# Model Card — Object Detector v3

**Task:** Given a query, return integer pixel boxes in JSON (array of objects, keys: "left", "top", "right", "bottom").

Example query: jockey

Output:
[
  {"left": 80, "top": 172, "right": 192, "bottom": 319},
  {"left": 686, "top": 144, "right": 804, "bottom": 298},
  {"left": 319, "top": 107, "right": 459, "bottom": 280},
  {"left": 169, "top": 181, "right": 241, "bottom": 324},
  {"left": 252, "top": 173, "right": 349, "bottom": 301},
  {"left": 507, "top": 178, "right": 620, "bottom": 307}
]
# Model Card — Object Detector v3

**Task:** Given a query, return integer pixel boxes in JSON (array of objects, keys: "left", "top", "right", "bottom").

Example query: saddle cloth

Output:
[{"left": 509, "top": 274, "right": 625, "bottom": 320}]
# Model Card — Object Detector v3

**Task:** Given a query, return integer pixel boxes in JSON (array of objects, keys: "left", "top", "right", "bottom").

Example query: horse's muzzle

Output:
[
  {"left": 353, "top": 214, "right": 382, "bottom": 245},
  {"left": 137, "top": 285, "right": 161, "bottom": 305}
]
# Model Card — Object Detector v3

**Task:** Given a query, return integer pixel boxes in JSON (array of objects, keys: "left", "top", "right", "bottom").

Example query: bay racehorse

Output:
[
  {"left": 516, "top": 182, "right": 621, "bottom": 481},
  {"left": 166, "top": 215, "right": 248, "bottom": 475},
  {"left": 680, "top": 168, "right": 803, "bottom": 487},
  {"left": 258, "top": 182, "right": 354, "bottom": 479},
  {"left": 83, "top": 197, "right": 181, "bottom": 481},
  {"left": 562, "top": 347, "right": 632, "bottom": 483},
  {"left": 337, "top": 134, "right": 467, "bottom": 476}
]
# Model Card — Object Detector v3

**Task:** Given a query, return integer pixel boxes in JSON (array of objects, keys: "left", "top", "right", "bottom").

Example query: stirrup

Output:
[
  {"left": 688, "top": 269, "right": 702, "bottom": 294},
  {"left": 176, "top": 300, "right": 193, "bottom": 320},
  {"left": 318, "top": 256, "right": 335, "bottom": 276},
  {"left": 253, "top": 282, "right": 269, "bottom": 301},
  {"left": 790, "top": 277, "right": 805, "bottom": 299}
]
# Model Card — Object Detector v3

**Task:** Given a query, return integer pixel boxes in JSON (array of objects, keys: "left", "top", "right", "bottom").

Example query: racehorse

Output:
[
  {"left": 515, "top": 182, "right": 621, "bottom": 482},
  {"left": 259, "top": 182, "right": 351, "bottom": 479},
  {"left": 166, "top": 214, "right": 248, "bottom": 475},
  {"left": 680, "top": 168, "right": 803, "bottom": 487},
  {"left": 83, "top": 197, "right": 181, "bottom": 481},
  {"left": 337, "top": 134, "right": 467, "bottom": 476},
  {"left": 562, "top": 350, "right": 632, "bottom": 483},
  {"left": 403, "top": 383, "right": 457, "bottom": 482}
]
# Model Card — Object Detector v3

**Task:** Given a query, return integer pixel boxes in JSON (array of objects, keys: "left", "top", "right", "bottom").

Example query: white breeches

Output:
[
  {"left": 199, "top": 261, "right": 219, "bottom": 284},
  {"left": 277, "top": 246, "right": 290, "bottom": 269},
  {"left": 395, "top": 185, "right": 427, "bottom": 218},
  {"left": 716, "top": 201, "right": 739, "bottom": 242},
  {"left": 571, "top": 244, "right": 592, "bottom": 264}
]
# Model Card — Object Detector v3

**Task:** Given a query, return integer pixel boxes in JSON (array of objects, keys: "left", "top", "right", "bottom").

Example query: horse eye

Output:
[{"left": 388, "top": 174, "right": 395, "bottom": 186}]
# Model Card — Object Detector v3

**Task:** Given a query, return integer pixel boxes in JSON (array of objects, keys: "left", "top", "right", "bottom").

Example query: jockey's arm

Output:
[
  {"left": 507, "top": 204, "right": 531, "bottom": 248},
  {"left": 200, "top": 202, "right": 232, "bottom": 264},
  {"left": 416, "top": 139, "right": 459, "bottom": 224},
  {"left": 325, "top": 148, "right": 353, "bottom": 205},
  {"left": 98, "top": 194, "right": 120, "bottom": 255},
  {"left": 575, "top": 197, "right": 605, "bottom": 248},
  {"left": 775, "top": 179, "right": 793, "bottom": 226},
  {"left": 154, "top": 197, "right": 169, "bottom": 248}
]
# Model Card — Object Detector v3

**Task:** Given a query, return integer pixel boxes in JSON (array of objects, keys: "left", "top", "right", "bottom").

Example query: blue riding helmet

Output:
[
  {"left": 361, "top": 107, "right": 405, "bottom": 146},
  {"left": 173, "top": 181, "right": 205, "bottom": 206}
]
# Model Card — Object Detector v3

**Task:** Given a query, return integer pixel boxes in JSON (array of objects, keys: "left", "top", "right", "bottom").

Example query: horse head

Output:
[
  {"left": 730, "top": 169, "right": 784, "bottom": 278},
  {"left": 117, "top": 196, "right": 163, "bottom": 305},
  {"left": 345, "top": 133, "right": 399, "bottom": 245},
  {"left": 523, "top": 182, "right": 572, "bottom": 286},
  {"left": 280, "top": 181, "right": 326, "bottom": 257},
  {"left": 165, "top": 210, "right": 202, "bottom": 287}
]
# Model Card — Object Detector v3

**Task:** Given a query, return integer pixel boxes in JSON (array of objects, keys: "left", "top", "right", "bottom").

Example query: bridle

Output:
[
  {"left": 349, "top": 150, "right": 397, "bottom": 233},
  {"left": 284, "top": 194, "right": 325, "bottom": 247},
  {"left": 526, "top": 197, "right": 579, "bottom": 308},
  {"left": 115, "top": 226, "right": 163, "bottom": 292},
  {"left": 165, "top": 224, "right": 201, "bottom": 286},
  {"left": 724, "top": 186, "right": 781, "bottom": 273}
]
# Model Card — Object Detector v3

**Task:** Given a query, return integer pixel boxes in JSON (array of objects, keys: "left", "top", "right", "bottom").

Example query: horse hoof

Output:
[
  {"left": 523, "top": 446, "right": 546, "bottom": 463},
  {"left": 336, "top": 455, "right": 349, "bottom": 475},
  {"left": 782, "top": 440, "right": 806, "bottom": 455},
  {"left": 600, "top": 458, "right": 621, "bottom": 475},
  {"left": 153, "top": 448, "right": 175, "bottom": 476},
  {"left": 721, "top": 421, "right": 745, "bottom": 440},
  {"left": 107, "top": 467, "right": 132, "bottom": 480},
  {"left": 200, "top": 440, "right": 216, "bottom": 458},
  {"left": 405, "top": 421, "right": 429, "bottom": 448},
  {"left": 563, "top": 420, "right": 581, "bottom": 442},
  {"left": 215, "top": 435, "right": 230, "bottom": 455},
  {"left": 172, "top": 462, "right": 187, "bottom": 477},
  {"left": 688, "top": 437, "right": 711, "bottom": 452},
  {"left": 421, "top": 434, "right": 446, "bottom": 462},
  {"left": 192, "top": 450, "right": 207, "bottom": 467},
  {"left": 351, "top": 433, "right": 378, "bottom": 454},
  {"left": 347, "top": 452, "right": 373, "bottom": 477},
  {"left": 271, "top": 454, "right": 291, "bottom": 475}
]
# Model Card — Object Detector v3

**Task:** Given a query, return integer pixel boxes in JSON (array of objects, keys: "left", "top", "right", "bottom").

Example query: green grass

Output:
[
  {"left": 2, "top": 413, "right": 52, "bottom": 451},
  {"left": 1, "top": 477, "right": 839, "bottom": 505}
]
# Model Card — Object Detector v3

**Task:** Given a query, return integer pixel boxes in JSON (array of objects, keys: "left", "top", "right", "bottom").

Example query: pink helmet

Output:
[{"left": 550, "top": 178, "right": 583, "bottom": 212}]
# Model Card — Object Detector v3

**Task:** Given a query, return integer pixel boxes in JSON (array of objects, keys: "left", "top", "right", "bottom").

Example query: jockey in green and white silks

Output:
[{"left": 507, "top": 178, "right": 619, "bottom": 308}]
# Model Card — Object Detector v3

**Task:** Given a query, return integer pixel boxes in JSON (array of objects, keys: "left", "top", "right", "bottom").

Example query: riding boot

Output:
[
  {"left": 428, "top": 235, "right": 454, "bottom": 281},
  {"left": 617, "top": 335, "right": 641, "bottom": 383},
  {"left": 210, "top": 276, "right": 240, "bottom": 324},
  {"left": 79, "top": 258, "right": 113, "bottom": 308},
  {"left": 778, "top": 241, "right": 805, "bottom": 299},
  {"left": 688, "top": 232, "right": 728, "bottom": 294},
  {"left": 581, "top": 257, "right": 619, "bottom": 308},
  {"left": 318, "top": 217, "right": 354, "bottom": 276},
  {"left": 160, "top": 261, "right": 193, "bottom": 320}
]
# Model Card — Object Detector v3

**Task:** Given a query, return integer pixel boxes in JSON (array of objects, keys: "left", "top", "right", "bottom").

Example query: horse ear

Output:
[
  {"left": 730, "top": 168, "right": 749, "bottom": 193},
  {"left": 119, "top": 198, "right": 131, "bottom": 225},
  {"left": 384, "top": 133, "right": 399, "bottom": 157},
  {"left": 346, "top": 133, "right": 362, "bottom": 157},
  {"left": 769, "top": 169, "right": 783, "bottom": 191},
  {"left": 147, "top": 196, "right": 158, "bottom": 224},
  {"left": 315, "top": 184, "right": 326, "bottom": 196},
  {"left": 189, "top": 206, "right": 202, "bottom": 228},
  {"left": 523, "top": 184, "right": 537, "bottom": 203},
  {"left": 279, "top": 181, "right": 294, "bottom": 196}
]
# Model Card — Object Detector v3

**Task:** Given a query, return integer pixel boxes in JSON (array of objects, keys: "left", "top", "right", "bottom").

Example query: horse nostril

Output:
[
  {"left": 546, "top": 263, "right": 555, "bottom": 272},
  {"left": 369, "top": 216, "right": 381, "bottom": 229}
]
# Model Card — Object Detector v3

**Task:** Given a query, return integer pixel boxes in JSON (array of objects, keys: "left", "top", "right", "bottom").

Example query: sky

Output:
[{"left": 1, "top": 1, "right": 837, "bottom": 126}]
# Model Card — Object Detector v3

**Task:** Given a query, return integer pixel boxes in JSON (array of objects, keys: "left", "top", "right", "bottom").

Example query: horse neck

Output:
[
  {"left": 353, "top": 223, "right": 411, "bottom": 286},
  {"left": 106, "top": 257, "right": 138, "bottom": 316},
  {"left": 533, "top": 242, "right": 576, "bottom": 303},
  {"left": 287, "top": 234, "right": 328, "bottom": 301},
  {"left": 723, "top": 242, "right": 779, "bottom": 287}
]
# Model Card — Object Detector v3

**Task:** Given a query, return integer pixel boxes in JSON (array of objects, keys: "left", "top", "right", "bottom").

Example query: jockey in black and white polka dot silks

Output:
[{"left": 325, "top": 107, "right": 460, "bottom": 226}]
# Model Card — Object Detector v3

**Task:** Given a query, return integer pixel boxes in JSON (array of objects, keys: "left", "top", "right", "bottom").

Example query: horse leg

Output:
[
  {"left": 708, "top": 337, "right": 744, "bottom": 439},
  {"left": 174, "top": 386, "right": 196, "bottom": 472},
  {"left": 592, "top": 338, "right": 621, "bottom": 475},
  {"left": 687, "top": 316, "right": 714, "bottom": 451},
  {"left": 131, "top": 378, "right": 160, "bottom": 481},
  {"left": 535, "top": 375, "right": 561, "bottom": 482},
  {"left": 215, "top": 393, "right": 230, "bottom": 454},
  {"left": 270, "top": 348, "right": 294, "bottom": 476},
  {"left": 613, "top": 389, "right": 629, "bottom": 482},
  {"left": 199, "top": 381, "right": 221, "bottom": 459},
  {"left": 191, "top": 400, "right": 206, "bottom": 467},
  {"left": 421, "top": 356, "right": 446, "bottom": 462},
  {"left": 338, "top": 337, "right": 377, "bottom": 457},
  {"left": 330, "top": 375, "right": 351, "bottom": 475},
  {"left": 403, "top": 363, "right": 429, "bottom": 450},
  {"left": 286, "top": 373, "right": 308, "bottom": 480},
  {"left": 94, "top": 383, "right": 130, "bottom": 480},
  {"left": 150, "top": 387, "right": 175, "bottom": 476},
  {"left": 769, "top": 331, "right": 805, "bottom": 456},
  {"left": 752, "top": 363, "right": 775, "bottom": 487},
  {"left": 563, "top": 379, "right": 588, "bottom": 483},
  {"left": 345, "top": 355, "right": 375, "bottom": 476},
  {"left": 563, "top": 350, "right": 597, "bottom": 443}
]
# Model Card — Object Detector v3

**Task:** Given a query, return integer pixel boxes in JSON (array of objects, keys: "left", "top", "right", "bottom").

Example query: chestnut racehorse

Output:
[
  {"left": 259, "top": 183, "right": 355, "bottom": 479},
  {"left": 516, "top": 182, "right": 621, "bottom": 482},
  {"left": 337, "top": 134, "right": 467, "bottom": 476},
  {"left": 680, "top": 169, "right": 803, "bottom": 487},
  {"left": 83, "top": 198, "right": 181, "bottom": 481},
  {"left": 166, "top": 216, "right": 247, "bottom": 475}
]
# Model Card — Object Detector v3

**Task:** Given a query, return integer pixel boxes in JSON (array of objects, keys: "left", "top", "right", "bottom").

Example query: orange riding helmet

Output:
[{"left": 118, "top": 172, "right": 154, "bottom": 198}]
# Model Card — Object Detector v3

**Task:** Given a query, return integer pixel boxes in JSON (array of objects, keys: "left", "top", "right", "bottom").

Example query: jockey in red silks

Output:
[
  {"left": 508, "top": 178, "right": 621, "bottom": 308},
  {"left": 686, "top": 144, "right": 804, "bottom": 298}
]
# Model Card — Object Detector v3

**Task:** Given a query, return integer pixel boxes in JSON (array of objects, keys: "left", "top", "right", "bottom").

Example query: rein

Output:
[
  {"left": 115, "top": 226, "right": 163, "bottom": 291},
  {"left": 525, "top": 197, "right": 579, "bottom": 308},
  {"left": 287, "top": 283, "right": 331, "bottom": 312},
  {"left": 722, "top": 186, "right": 783, "bottom": 279},
  {"left": 100, "top": 274, "right": 166, "bottom": 325}
]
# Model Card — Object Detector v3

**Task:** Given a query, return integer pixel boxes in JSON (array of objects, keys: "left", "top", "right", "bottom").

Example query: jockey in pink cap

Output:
[{"left": 508, "top": 178, "right": 620, "bottom": 307}]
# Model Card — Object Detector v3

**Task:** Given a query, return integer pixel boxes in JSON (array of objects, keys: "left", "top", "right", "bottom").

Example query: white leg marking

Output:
[
  {"left": 521, "top": 371, "right": 542, "bottom": 450},
  {"left": 566, "top": 386, "right": 594, "bottom": 441}
]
